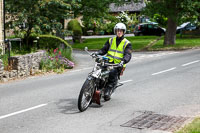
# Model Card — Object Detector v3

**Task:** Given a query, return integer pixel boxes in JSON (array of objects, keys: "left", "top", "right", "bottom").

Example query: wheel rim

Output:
[{"left": 80, "top": 80, "right": 94, "bottom": 109}]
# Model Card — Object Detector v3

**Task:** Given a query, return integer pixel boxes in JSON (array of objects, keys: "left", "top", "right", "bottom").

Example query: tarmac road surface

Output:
[{"left": 0, "top": 49, "right": 200, "bottom": 133}]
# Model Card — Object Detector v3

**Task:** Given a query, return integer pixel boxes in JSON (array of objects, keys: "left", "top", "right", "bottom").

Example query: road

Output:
[
  {"left": 65, "top": 34, "right": 135, "bottom": 40},
  {"left": 0, "top": 49, "right": 200, "bottom": 133}
]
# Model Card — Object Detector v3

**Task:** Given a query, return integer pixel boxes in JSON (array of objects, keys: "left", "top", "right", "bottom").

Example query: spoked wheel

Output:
[{"left": 78, "top": 77, "right": 95, "bottom": 112}]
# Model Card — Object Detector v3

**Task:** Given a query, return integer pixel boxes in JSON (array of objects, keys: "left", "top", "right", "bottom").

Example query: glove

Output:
[{"left": 91, "top": 51, "right": 99, "bottom": 57}]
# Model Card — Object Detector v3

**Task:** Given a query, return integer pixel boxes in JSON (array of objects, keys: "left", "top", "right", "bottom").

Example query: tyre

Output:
[{"left": 78, "top": 77, "right": 95, "bottom": 112}]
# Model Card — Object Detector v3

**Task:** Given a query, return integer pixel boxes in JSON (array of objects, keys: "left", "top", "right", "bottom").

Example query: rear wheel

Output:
[{"left": 78, "top": 77, "right": 95, "bottom": 112}]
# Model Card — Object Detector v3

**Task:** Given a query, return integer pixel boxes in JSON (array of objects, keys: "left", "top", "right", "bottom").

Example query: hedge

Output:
[
  {"left": 67, "top": 19, "right": 83, "bottom": 43},
  {"left": 37, "top": 35, "right": 72, "bottom": 53},
  {"left": 67, "top": 19, "right": 83, "bottom": 36}
]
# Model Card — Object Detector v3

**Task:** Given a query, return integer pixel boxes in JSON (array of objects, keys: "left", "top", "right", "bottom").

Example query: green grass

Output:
[
  {"left": 72, "top": 38, "right": 109, "bottom": 50},
  {"left": 126, "top": 36, "right": 158, "bottom": 50},
  {"left": 176, "top": 118, "right": 200, "bottom": 133},
  {"left": 71, "top": 36, "right": 158, "bottom": 51},
  {"left": 150, "top": 35, "right": 200, "bottom": 50},
  {"left": 71, "top": 35, "right": 200, "bottom": 51}
]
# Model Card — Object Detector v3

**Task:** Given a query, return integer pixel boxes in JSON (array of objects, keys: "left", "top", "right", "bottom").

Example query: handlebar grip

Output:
[{"left": 102, "top": 56, "right": 109, "bottom": 60}]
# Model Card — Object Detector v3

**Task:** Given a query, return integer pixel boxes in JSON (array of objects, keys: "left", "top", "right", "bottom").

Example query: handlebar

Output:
[
  {"left": 104, "top": 63, "right": 121, "bottom": 68},
  {"left": 84, "top": 47, "right": 122, "bottom": 68}
]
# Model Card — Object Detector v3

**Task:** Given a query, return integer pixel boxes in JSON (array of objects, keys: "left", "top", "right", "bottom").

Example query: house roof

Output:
[{"left": 109, "top": 2, "right": 146, "bottom": 13}]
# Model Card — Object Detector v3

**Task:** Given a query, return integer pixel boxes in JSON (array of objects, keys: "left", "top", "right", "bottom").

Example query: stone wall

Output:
[{"left": 0, "top": 51, "right": 46, "bottom": 82}]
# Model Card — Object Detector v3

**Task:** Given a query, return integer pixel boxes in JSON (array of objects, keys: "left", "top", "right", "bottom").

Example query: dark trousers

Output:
[{"left": 106, "top": 68, "right": 120, "bottom": 90}]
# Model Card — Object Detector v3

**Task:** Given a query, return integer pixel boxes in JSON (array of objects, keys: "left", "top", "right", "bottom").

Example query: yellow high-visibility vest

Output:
[{"left": 106, "top": 37, "right": 129, "bottom": 67}]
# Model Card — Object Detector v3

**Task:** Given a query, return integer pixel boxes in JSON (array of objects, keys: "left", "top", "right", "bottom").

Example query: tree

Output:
[
  {"left": 74, "top": 0, "right": 112, "bottom": 20},
  {"left": 72, "top": 0, "right": 134, "bottom": 35},
  {"left": 5, "top": 0, "right": 80, "bottom": 45},
  {"left": 73, "top": 0, "right": 114, "bottom": 32},
  {"left": 144, "top": 0, "right": 200, "bottom": 45}
]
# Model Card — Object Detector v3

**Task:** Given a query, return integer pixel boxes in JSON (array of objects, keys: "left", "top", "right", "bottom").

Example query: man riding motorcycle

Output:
[{"left": 93, "top": 23, "right": 132, "bottom": 101}]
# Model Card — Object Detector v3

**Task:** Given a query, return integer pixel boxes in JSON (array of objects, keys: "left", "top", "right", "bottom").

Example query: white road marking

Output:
[
  {"left": 152, "top": 67, "right": 176, "bottom": 76},
  {"left": 120, "top": 80, "right": 133, "bottom": 83},
  {"left": 182, "top": 60, "right": 200, "bottom": 67},
  {"left": 0, "top": 103, "right": 48, "bottom": 120},
  {"left": 70, "top": 67, "right": 93, "bottom": 72},
  {"left": 132, "top": 52, "right": 179, "bottom": 60}
]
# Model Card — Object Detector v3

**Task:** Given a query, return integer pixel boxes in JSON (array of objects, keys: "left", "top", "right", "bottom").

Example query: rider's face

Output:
[{"left": 116, "top": 29, "right": 124, "bottom": 38}]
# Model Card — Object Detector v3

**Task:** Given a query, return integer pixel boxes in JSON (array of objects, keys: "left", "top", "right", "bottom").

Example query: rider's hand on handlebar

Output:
[{"left": 91, "top": 52, "right": 99, "bottom": 57}]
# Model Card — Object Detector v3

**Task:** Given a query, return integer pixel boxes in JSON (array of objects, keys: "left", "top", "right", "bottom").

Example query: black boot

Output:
[{"left": 104, "top": 85, "right": 112, "bottom": 101}]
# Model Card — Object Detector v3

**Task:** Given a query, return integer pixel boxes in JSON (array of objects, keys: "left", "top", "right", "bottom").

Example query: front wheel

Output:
[{"left": 78, "top": 77, "right": 95, "bottom": 112}]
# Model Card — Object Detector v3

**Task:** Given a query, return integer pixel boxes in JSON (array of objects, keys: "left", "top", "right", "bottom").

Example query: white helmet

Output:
[{"left": 114, "top": 23, "right": 126, "bottom": 34}]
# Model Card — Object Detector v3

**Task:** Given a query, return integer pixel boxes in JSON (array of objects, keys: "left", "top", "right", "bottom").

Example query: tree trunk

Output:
[
  {"left": 164, "top": 17, "right": 177, "bottom": 46},
  {"left": 24, "top": 24, "right": 33, "bottom": 48}
]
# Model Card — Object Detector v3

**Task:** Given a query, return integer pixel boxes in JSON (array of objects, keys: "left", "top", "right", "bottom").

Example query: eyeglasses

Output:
[{"left": 116, "top": 29, "right": 123, "bottom": 33}]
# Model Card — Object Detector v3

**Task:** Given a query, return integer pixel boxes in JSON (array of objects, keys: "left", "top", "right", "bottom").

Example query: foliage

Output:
[
  {"left": 72, "top": 0, "right": 136, "bottom": 34},
  {"left": 176, "top": 117, "right": 200, "bottom": 133},
  {"left": 144, "top": 0, "right": 200, "bottom": 25},
  {"left": 116, "top": 11, "right": 131, "bottom": 25},
  {"left": 67, "top": 19, "right": 82, "bottom": 42},
  {"left": 103, "top": 15, "right": 119, "bottom": 34},
  {"left": 5, "top": 34, "right": 72, "bottom": 59},
  {"left": 143, "top": 0, "right": 200, "bottom": 45},
  {"left": 153, "top": 14, "right": 168, "bottom": 27},
  {"left": 104, "top": 22, "right": 116, "bottom": 34},
  {"left": 75, "top": 0, "right": 122, "bottom": 33},
  {"left": 36, "top": 35, "right": 72, "bottom": 58},
  {"left": 0, "top": 47, "right": 3, "bottom": 55},
  {"left": 82, "top": 15, "right": 118, "bottom": 35},
  {"left": 5, "top": 0, "right": 80, "bottom": 44},
  {"left": 115, "top": 12, "right": 139, "bottom": 32},
  {"left": 129, "top": 13, "right": 139, "bottom": 25},
  {"left": 67, "top": 19, "right": 83, "bottom": 36},
  {"left": 0, "top": 35, "right": 74, "bottom": 73},
  {"left": 76, "top": 0, "right": 112, "bottom": 22},
  {"left": 40, "top": 48, "right": 75, "bottom": 73},
  {"left": 0, "top": 53, "right": 9, "bottom": 69}
]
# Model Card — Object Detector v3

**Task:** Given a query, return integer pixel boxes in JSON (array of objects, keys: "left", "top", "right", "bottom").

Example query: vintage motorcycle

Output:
[{"left": 78, "top": 47, "right": 123, "bottom": 112}]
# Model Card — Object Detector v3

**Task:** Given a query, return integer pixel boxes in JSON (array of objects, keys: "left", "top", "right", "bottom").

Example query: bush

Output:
[
  {"left": 40, "top": 48, "right": 75, "bottom": 73},
  {"left": 36, "top": 35, "right": 72, "bottom": 58},
  {"left": 67, "top": 19, "right": 83, "bottom": 42},
  {"left": 0, "top": 53, "right": 9, "bottom": 70},
  {"left": 105, "top": 22, "right": 115, "bottom": 34}
]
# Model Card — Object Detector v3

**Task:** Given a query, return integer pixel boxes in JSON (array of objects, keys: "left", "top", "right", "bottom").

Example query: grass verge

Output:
[
  {"left": 176, "top": 117, "right": 200, "bottom": 133},
  {"left": 71, "top": 36, "right": 158, "bottom": 51},
  {"left": 71, "top": 35, "right": 200, "bottom": 51},
  {"left": 150, "top": 35, "right": 200, "bottom": 51}
]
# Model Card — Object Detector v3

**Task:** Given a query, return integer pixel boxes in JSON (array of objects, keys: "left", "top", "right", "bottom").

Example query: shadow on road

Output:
[
  {"left": 56, "top": 98, "right": 80, "bottom": 114},
  {"left": 90, "top": 104, "right": 103, "bottom": 108},
  {"left": 56, "top": 98, "right": 107, "bottom": 114}
]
